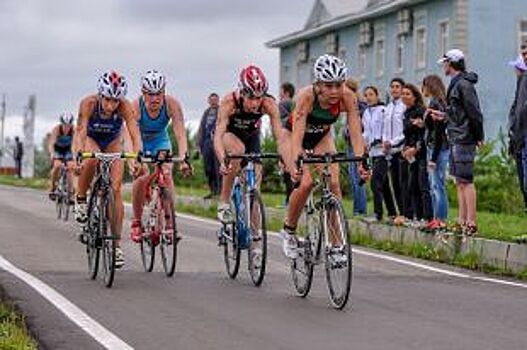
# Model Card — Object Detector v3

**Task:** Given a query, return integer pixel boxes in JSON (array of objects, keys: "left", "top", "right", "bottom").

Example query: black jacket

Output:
[
  {"left": 446, "top": 72, "right": 484, "bottom": 145},
  {"left": 403, "top": 104, "right": 426, "bottom": 159},
  {"left": 509, "top": 73, "right": 527, "bottom": 155},
  {"left": 425, "top": 98, "right": 448, "bottom": 162}
]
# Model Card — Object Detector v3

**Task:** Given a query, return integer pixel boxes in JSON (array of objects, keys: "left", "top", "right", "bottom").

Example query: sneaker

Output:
[
  {"left": 48, "top": 191, "right": 57, "bottom": 201},
  {"left": 130, "top": 219, "right": 143, "bottom": 243},
  {"left": 115, "top": 247, "right": 125, "bottom": 269},
  {"left": 75, "top": 202, "right": 88, "bottom": 225},
  {"left": 203, "top": 193, "right": 213, "bottom": 200},
  {"left": 281, "top": 230, "right": 298, "bottom": 259},
  {"left": 393, "top": 216, "right": 406, "bottom": 226},
  {"left": 464, "top": 224, "right": 479, "bottom": 237},
  {"left": 217, "top": 203, "right": 233, "bottom": 223}
]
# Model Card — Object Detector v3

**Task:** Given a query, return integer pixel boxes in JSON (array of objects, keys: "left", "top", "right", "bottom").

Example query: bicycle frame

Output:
[{"left": 231, "top": 160, "right": 257, "bottom": 250}]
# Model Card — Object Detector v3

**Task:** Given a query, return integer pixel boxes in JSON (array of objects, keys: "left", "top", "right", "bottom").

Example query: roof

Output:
[{"left": 267, "top": 0, "right": 422, "bottom": 48}]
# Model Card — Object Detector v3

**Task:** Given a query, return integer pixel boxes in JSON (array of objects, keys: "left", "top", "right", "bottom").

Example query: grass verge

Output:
[{"left": 0, "top": 303, "right": 38, "bottom": 350}]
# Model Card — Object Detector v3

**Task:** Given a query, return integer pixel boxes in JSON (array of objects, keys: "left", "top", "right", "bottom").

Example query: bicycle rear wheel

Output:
[
  {"left": 86, "top": 190, "right": 100, "bottom": 280},
  {"left": 323, "top": 198, "right": 352, "bottom": 310},
  {"left": 100, "top": 190, "right": 117, "bottom": 288},
  {"left": 140, "top": 189, "right": 157, "bottom": 273},
  {"left": 223, "top": 199, "right": 241, "bottom": 279},
  {"left": 61, "top": 173, "right": 70, "bottom": 222},
  {"left": 159, "top": 188, "right": 177, "bottom": 277},
  {"left": 248, "top": 191, "right": 267, "bottom": 287},
  {"left": 291, "top": 202, "right": 319, "bottom": 297}
]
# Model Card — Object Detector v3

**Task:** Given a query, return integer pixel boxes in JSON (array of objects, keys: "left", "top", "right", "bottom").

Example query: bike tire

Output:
[
  {"left": 223, "top": 198, "right": 241, "bottom": 279},
  {"left": 100, "top": 190, "right": 117, "bottom": 288},
  {"left": 159, "top": 188, "right": 178, "bottom": 277},
  {"left": 248, "top": 191, "right": 267, "bottom": 287},
  {"left": 86, "top": 188, "right": 100, "bottom": 280},
  {"left": 140, "top": 189, "right": 156, "bottom": 273},
  {"left": 323, "top": 198, "right": 352, "bottom": 310}
]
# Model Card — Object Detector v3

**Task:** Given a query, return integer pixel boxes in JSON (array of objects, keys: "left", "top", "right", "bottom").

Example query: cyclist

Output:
[
  {"left": 47, "top": 112, "right": 75, "bottom": 202},
  {"left": 129, "top": 70, "right": 191, "bottom": 243},
  {"left": 281, "top": 54, "right": 367, "bottom": 259},
  {"left": 74, "top": 70, "right": 142, "bottom": 268}
]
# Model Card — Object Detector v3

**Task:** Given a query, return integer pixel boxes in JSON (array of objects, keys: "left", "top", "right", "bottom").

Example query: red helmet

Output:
[{"left": 238, "top": 65, "right": 268, "bottom": 97}]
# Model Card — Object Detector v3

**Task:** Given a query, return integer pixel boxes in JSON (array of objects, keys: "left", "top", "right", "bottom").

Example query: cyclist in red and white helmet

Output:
[
  {"left": 280, "top": 54, "right": 367, "bottom": 260},
  {"left": 74, "top": 70, "right": 142, "bottom": 268},
  {"left": 47, "top": 112, "right": 75, "bottom": 202},
  {"left": 214, "top": 65, "right": 286, "bottom": 226}
]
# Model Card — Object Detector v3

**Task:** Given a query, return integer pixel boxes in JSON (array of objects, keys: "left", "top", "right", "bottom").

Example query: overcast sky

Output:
[{"left": 0, "top": 0, "right": 310, "bottom": 145}]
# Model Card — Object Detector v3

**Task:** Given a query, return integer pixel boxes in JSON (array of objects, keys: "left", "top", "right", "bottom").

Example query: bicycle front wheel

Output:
[
  {"left": 140, "top": 189, "right": 157, "bottom": 273},
  {"left": 100, "top": 190, "right": 117, "bottom": 288},
  {"left": 159, "top": 188, "right": 177, "bottom": 277},
  {"left": 248, "top": 191, "right": 267, "bottom": 287},
  {"left": 323, "top": 198, "right": 352, "bottom": 310},
  {"left": 223, "top": 199, "right": 241, "bottom": 279},
  {"left": 86, "top": 191, "right": 100, "bottom": 280}
]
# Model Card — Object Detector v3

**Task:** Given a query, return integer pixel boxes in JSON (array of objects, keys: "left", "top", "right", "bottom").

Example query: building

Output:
[{"left": 267, "top": 0, "right": 527, "bottom": 139}]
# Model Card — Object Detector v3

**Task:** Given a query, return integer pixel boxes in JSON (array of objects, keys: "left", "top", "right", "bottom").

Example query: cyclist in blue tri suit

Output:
[
  {"left": 47, "top": 112, "right": 75, "bottom": 201},
  {"left": 129, "top": 70, "right": 191, "bottom": 243},
  {"left": 74, "top": 70, "right": 142, "bottom": 268}
]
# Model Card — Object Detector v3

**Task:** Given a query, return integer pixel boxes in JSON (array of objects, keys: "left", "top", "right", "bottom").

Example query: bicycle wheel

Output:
[
  {"left": 323, "top": 198, "right": 352, "bottom": 310},
  {"left": 290, "top": 201, "right": 319, "bottom": 297},
  {"left": 61, "top": 172, "right": 70, "bottom": 222},
  {"left": 247, "top": 191, "right": 267, "bottom": 286},
  {"left": 140, "top": 189, "right": 156, "bottom": 273},
  {"left": 223, "top": 199, "right": 241, "bottom": 279},
  {"left": 55, "top": 174, "right": 64, "bottom": 220},
  {"left": 159, "top": 188, "right": 178, "bottom": 277},
  {"left": 86, "top": 190, "right": 100, "bottom": 280},
  {"left": 100, "top": 190, "right": 117, "bottom": 288}
]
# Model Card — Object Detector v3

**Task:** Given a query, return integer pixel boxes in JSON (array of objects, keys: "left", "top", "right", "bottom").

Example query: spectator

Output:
[
  {"left": 422, "top": 75, "right": 449, "bottom": 229},
  {"left": 401, "top": 84, "right": 433, "bottom": 225},
  {"left": 196, "top": 93, "right": 221, "bottom": 199},
  {"left": 279, "top": 82, "right": 295, "bottom": 207},
  {"left": 344, "top": 78, "right": 367, "bottom": 215},
  {"left": 435, "top": 49, "right": 484, "bottom": 236},
  {"left": 362, "top": 86, "right": 396, "bottom": 221},
  {"left": 383, "top": 78, "right": 406, "bottom": 224},
  {"left": 13, "top": 136, "right": 23, "bottom": 178},
  {"left": 508, "top": 53, "right": 527, "bottom": 210},
  {"left": 522, "top": 43, "right": 527, "bottom": 65}
]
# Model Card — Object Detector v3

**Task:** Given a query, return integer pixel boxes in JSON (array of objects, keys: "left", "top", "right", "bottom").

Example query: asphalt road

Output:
[{"left": 0, "top": 185, "right": 526, "bottom": 350}]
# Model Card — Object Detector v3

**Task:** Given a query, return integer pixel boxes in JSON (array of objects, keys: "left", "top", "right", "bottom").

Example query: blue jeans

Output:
[
  {"left": 348, "top": 146, "right": 367, "bottom": 215},
  {"left": 428, "top": 148, "right": 449, "bottom": 220}
]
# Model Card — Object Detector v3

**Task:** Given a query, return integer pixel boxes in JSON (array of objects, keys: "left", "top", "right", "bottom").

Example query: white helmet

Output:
[
  {"left": 313, "top": 54, "right": 347, "bottom": 82},
  {"left": 60, "top": 112, "right": 74, "bottom": 125},
  {"left": 141, "top": 70, "right": 166, "bottom": 94},
  {"left": 97, "top": 70, "right": 128, "bottom": 99}
]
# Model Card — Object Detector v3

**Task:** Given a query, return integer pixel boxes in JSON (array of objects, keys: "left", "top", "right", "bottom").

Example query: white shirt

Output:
[
  {"left": 362, "top": 104, "right": 386, "bottom": 158},
  {"left": 383, "top": 98, "right": 406, "bottom": 154}
]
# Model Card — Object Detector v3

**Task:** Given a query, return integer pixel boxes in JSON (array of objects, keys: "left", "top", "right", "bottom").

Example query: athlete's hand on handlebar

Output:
[{"left": 179, "top": 160, "right": 193, "bottom": 177}]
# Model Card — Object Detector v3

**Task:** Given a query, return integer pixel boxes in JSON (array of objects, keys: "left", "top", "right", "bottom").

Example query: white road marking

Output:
[
  {"left": 0, "top": 255, "right": 134, "bottom": 350},
  {"left": 171, "top": 209, "right": 527, "bottom": 290}
]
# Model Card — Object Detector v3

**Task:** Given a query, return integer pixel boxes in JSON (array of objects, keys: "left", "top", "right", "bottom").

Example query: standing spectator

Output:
[
  {"left": 508, "top": 53, "right": 527, "bottom": 210},
  {"left": 383, "top": 78, "right": 406, "bottom": 223},
  {"left": 196, "top": 93, "right": 221, "bottom": 199},
  {"left": 401, "top": 84, "right": 433, "bottom": 225},
  {"left": 344, "top": 78, "right": 367, "bottom": 215},
  {"left": 522, "top": 43, "right": 527, "bottom": 65},
  {"left": 279, "top": 82, "right": 295, "bottom": 207},
  {"left": 13, "top": 136, "right": 23, "bottom": 178},
  {"left": 422, "top": 75, "right": 449, "bottom": 229},
  {"left": 434, "top": 49, "right": 484, "bottom": 235},
  {"left": 362, "top": 86, "right": 396, "bottom": 221}
]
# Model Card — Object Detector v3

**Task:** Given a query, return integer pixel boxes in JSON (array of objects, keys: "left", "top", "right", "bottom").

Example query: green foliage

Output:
[{"left": 0, "top": 304, "right": 38, "bottom": 350}]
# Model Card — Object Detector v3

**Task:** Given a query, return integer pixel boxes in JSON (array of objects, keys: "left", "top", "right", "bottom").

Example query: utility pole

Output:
[
  {"left": 22, "top": 94, "right": 36, "bottom": 178},
  {"left": 0, "top": 94, "right": 5, "bottom": 167}
]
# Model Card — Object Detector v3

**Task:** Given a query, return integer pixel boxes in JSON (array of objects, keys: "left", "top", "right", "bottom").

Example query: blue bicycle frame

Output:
[{"left": 231, "top": 160, "right": 257, "bottom": 250}]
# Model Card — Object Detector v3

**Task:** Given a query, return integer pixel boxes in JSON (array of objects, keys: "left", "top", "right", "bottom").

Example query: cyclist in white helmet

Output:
[
  {"left": 281, "top": 54, "right": 367, "bottom": 259},
  {"left": 127, "top": 70, "right": 191, "bottom": 243},
  {"left": 74, "top": 70, "right": 142, "bottom": 268},
  {"left": 47, "top": 112, "right": 75, "bottom": 202}
]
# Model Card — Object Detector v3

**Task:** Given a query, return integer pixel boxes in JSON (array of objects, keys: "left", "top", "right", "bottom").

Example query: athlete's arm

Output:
[
  {"left": 262, "top": 97, "right": 284, "bottom": 143},
  {"left": 290, "top": 87, "right": 313, "bottom": 161},
  {"left": 166, "top": 96, "right": 188, "bottom": 159},
  {"left": 213, "top": 93, "right": 235, "bottom": 166},
  {"left": 122, "top": 99, "right": 140, "bottom": 153},
  {"left": 74, "top": 96, "right": 96, "bottom": 154},
  {"left": 120, "top": 99, "right": 142, "bottom": 153},
  {"left": 47, "top": 125, "right": 59, "bottom": 159},
  {"left": 343, "top": 87, "right": 366, "bottom": 158}
]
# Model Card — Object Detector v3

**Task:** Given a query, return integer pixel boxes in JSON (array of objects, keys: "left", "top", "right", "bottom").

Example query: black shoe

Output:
[{"left": 203, "top": 193, "right": 213, "bottom": 200}]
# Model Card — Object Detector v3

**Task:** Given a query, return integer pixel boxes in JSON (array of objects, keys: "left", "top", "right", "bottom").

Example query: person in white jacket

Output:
[{"left": 363, "top": 86, "right": 396, "bottom": 221}]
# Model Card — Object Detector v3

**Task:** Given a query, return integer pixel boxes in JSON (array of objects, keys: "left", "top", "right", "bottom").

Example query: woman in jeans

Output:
[
  {"left": 422, "top": 75, "right": 449, "bottom": 230},
  {"left": 401, "top": 84, "right": 433, "bottom": 225}
]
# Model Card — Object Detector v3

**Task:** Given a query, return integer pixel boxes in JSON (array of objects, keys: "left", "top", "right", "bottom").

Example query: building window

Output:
[
  {"left": 326, "top": 32, "right": 339, "bottom": 55},
  {"left": 358, "top": 46, "right": 367, "bottom": 78},
  {"left": 520, "top": 19, "right": 527, "bottom": 47},
  {"left": 395, "top": 35, "right": 404, "bottom": 73},
  {"left": 415, "top": 27, "right": 427, "bottom": 69},
  {"left": 397, "top": 9, "right": 413, "bottom": 36},
  {"left": 297, "top": 41, "right": 309, "bottom": 63},
  {"left": 359, "top": 22, "right": 373, "bottom": 47},
  {"left": 438, "top": 20, "right": 450, "bottom": 55},
  {"left": 375, "top": 38, "right": 385, "bottom": 77}
]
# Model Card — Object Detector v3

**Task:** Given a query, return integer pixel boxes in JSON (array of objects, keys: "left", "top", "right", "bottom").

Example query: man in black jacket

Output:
[
  {"left": 433, "top": 49, "right": 484, "bottom": 235},
  {"left": 508, "top": 50, "right": 527, "bottom": 210}
]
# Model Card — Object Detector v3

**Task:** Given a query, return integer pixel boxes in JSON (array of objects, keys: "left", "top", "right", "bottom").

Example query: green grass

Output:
[
  {"left": 0, "top": 303, "right": 38, "bottom": 350},
  {"left": 0, "top": 176, "right": 47, "bottom": 190}
]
